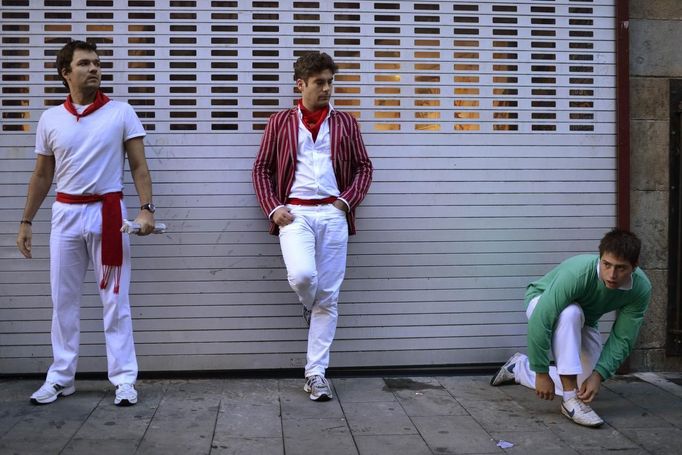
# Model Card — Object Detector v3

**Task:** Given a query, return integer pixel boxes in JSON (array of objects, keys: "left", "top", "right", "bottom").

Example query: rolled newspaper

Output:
[{"left": 121, "top": 220, "right": 167, "bottom": 234}]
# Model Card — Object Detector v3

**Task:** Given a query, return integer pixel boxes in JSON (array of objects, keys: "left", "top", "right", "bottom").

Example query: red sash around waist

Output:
[
  {"left": 286, "top": 196, "right": 337, "bottom": 206},
  {"left": 56, "top": 191, "right": 123, "bottom": 294}
]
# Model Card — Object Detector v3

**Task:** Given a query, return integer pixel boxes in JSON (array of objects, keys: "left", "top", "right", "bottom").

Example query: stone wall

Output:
[{"left": 629, "top": 0, "right": 682, "bottom": 370}]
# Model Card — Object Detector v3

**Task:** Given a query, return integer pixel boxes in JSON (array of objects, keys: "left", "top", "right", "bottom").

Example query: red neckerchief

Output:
[
  {"left": 298, "top": 100, "right": 329, "bottom": 142},
  {"left": 63, "top": 90, "right": 111, "bottom": 121},
  {"left": 56, "top": 192, "right": 123, "bottom": 294}
]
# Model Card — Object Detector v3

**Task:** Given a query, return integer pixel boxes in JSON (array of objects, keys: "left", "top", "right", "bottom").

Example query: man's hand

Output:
[
  {"left": 535, "top": 372, "right": 556, "bottom": 400},
  {"left": 133, "top": 210, "right": 155, "bottom": 236},
  {"left": 272, "top": 207, "right": 294, "bottom": 227},
  {"left": 578, "top": 371, "right": 602, "bottom": 403},
  {"left": 16, "top": 223, "right": 33, "bottom": 258},
  {"left": 332, "top": 199, "right": 349, "bottom": 213}
]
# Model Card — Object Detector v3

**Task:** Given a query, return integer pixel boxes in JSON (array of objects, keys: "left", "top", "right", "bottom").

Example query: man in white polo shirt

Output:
[{"left": 16, "top": 40, "right": 155, "bottom": 407}]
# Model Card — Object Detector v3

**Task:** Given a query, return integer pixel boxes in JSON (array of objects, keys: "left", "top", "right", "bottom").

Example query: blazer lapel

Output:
[
  {"left": 329, "top": 110, "right": 338, "bottom": 164},
  {"left": 285, "top": 108, "right": 298, "bottom": 165}
]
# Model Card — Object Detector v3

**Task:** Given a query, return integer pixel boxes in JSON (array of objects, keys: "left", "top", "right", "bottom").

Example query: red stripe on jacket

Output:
[{"left": 252, "top": 107, "right": 373, "bottom": 235}]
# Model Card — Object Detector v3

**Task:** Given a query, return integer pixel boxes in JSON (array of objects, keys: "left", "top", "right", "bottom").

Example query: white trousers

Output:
[
  {"left": 46, "top": 201, "right": 138, "bottom": 386},
  {"left": 514, "top": 295, "right": 603, "bottom": 396},
  {"left": 279, "top": 204, "right": 348, "bottom": 378}
]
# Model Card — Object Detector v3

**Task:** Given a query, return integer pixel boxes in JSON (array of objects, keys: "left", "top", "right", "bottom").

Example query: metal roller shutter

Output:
[{"left": 0, "top": 0, "right": 617, "bottom": 373}]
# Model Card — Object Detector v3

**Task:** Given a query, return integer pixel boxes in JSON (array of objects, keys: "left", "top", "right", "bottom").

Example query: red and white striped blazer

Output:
[{"left": 252, "top": 107, "right": 373, "bottom": 235}]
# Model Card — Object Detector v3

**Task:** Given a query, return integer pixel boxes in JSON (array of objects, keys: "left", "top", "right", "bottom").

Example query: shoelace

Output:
[
  {"left": 309, "top": 376, "right": 325, "bottom": 388},
  {"left": 573, "top": 398, "right": 593, "bottom": 414}
]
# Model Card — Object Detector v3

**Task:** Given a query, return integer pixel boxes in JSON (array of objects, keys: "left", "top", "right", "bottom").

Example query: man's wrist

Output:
[{"left": 20, "top": 219, "right": 32, "bottom": 226}]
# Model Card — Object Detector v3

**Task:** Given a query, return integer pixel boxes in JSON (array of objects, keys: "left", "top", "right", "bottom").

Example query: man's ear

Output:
[{"left": 296, "top": 78, "right": 305, "bottom": 91}]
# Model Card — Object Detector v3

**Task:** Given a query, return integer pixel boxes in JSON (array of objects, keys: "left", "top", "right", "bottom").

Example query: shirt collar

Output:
[
  {"left": 295, "top": 102, "right": 335, "bottom": 117},
  {"left": 596, "top": 259, "right": 633, "bottom": 291}
]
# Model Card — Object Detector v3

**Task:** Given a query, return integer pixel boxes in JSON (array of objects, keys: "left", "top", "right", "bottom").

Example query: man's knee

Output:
[
  {"left": 288, "top": 270, "right": 317, "bottom": 291},
  {"left": 557, "top": 304, "right": 584, "bottom": 325}
]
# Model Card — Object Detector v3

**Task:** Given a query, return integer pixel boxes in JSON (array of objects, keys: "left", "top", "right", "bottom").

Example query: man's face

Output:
[
  {"left": 599, "top": 252, "right": 635, "bottom": 289},
  {"left": 297, "top": 69, "right": 333, "bottom": 111},
  {"left": 62, "top": 49, "right": 101, "bottom": 93}
]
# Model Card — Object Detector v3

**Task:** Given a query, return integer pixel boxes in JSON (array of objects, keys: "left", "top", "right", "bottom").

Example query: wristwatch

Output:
[{"left": 141, "top": 202, "right": 156, "bottom": 213}]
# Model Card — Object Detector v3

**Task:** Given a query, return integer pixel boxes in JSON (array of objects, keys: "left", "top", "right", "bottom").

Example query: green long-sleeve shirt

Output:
[{"left": 524, "top": 254, "right": 651, "bottom": 380}]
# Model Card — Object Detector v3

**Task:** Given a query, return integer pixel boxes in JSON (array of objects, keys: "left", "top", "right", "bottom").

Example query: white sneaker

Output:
[
  {"left": 30, "top": 381, "right": 75, "bottom": 405},
  {"left": 114, "top": 383, "right": 138, "bottom": 406},
  {"left": 490, "top": 352, "right": 524, "bottom": 386},
  {"left": 561, "top": 397, "right": 604, "bottom": 427},
  {"left": 303, "top": 375, "right": 332, "bottom": 401}
]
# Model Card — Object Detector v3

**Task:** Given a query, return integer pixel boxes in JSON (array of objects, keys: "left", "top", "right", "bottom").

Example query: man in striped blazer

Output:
[{"left": 252, "top": 52, "right": 372, "bottom": 401}]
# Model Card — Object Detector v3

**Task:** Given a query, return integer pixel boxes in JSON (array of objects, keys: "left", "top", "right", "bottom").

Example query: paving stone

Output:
[
  {"left": 60, "top": 438, "right": 140, "bottom": 455},
  {"left": 582, "top": 451, "right": 649, "bottom": 455},
  {"left": 221, "top": 378, "right": 279, "bottom": 405},
  {"left": 343, "top": 401, "right": 418, "bottom": 435},
  {"left": 0, "top": 379, "right": 44, "bottom": 403},
  {"left": 58, "top": 381, "right": 164, "bottom": 455},
  {"left": 0, "top": 389, "right": 105, "bottom": 454},
  {"left": 333, "top": 377, "right": 396, "bottom": 402},
  {"left": 412, "top": 415, "right": 501, "bottom": 454},
  {"left": 437, "top": 375, "right": 512, "bottom": 401},
  {"left": 282, "top": 418, "right": 357, "bottom": 455},
  {"left": 393, "top": 387, "right": 468, "bottom": 417},
  {"left": 134, "top": 382, "right": 221, "bottom": 455},
  {"left": 543, "top": 420, "right": 641, "bottom": 452},
  {"left": 354, "top": 434, "right": 432, "bottom": 455},
  {"left": 210, "top": 437, "right": 284, "bottom": 455},
  {"left": 488, "top": 431, "right": 579, "bottom": 454},
  {"left": 458, "top": 397, "right": 547, "bottom": 432},
  {"left": 596, "top": 390, "right": 672, "bottom": 430},
  {"left": 214, "top": 402, "right": 282, "bottom": 438},
  {"left": 604, "top": 378, "right": 682, "bottom": 428},
  {"left": 279, "top": 378, "right": 344, "bottom": 419},
  {"left": 623, "top": 426, "right": 682, "bottom": 455}
]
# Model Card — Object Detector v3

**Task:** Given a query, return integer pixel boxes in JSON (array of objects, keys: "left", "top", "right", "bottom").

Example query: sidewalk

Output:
[{"left": 1, "top": 372, "right": 682, "bottom": 454}]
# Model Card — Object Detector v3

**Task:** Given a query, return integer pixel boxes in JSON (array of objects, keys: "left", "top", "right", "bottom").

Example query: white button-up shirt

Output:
[{"left": 288, "top": 106, "right": 340, "bottom": 200}]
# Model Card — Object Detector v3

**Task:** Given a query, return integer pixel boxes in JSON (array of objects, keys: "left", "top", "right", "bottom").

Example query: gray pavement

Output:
[{"left": 2, "top": 372, "right": 682, "bottom": 454}]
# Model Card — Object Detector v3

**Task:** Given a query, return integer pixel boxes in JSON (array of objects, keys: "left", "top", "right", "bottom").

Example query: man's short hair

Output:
[
  {"left": 56, "top": 40, "right": 98, "bottom": 88},
  {"left": 599, "top": 228, "right": 641, "bottom": 266},
  {"left": 293, "top": 52, "right": 338, "bottom": 81}
]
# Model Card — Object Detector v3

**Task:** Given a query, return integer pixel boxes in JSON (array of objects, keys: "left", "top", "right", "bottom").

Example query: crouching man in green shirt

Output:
[{"left": 490, "top": 228, "right": 651, "bottom": 428}]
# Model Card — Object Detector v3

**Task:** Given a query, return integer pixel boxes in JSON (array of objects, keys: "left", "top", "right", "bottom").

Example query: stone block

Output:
[
  {"left": 630, "top": 77, "right": 669, "bottom": 120},
  {"left": 630, "top": 20, "right": 682, "bottom": 77},
  {"left": 457, "top": 397, "right": 547, "bottom": 432},
  {"left": 630, "top": 120, "right": 669, "bottom": 191},
  {"left": 633, "top": 269, "right": 668, "bottom": 350},
  {"left": 630, "top": 348, "right": 667, "bottom": 371},
  {"left": 488, "top": 430, "right": 580, "bottom": 454},
  {"left": 630, "top": 1, "right": 682, "bottom": 20},
  {"left": 332, "top": 377, "right": 396, "bottom": 403},
  {"left": 342, "top": 401, "right": 417, "bottom": 435},
  {"left": 627, "top": 427, "right": 682, "bottom": 455},
  {"left": 436, "top": 374, "right": 512, "bottom": 401},
  {"left": 210, "top": 437, "right": 284, "bottom": 455},
  {"left": 213, "top": 402, "right": 282, "bottom": 438},
  {"left": 411, "top": 415, "right": 500, "bottom": 454},
  {"left": 282, "top": 418, "right": 357, "bottom": 455},
  {"left": 354, "top": 435, "right": 432, "bottom": 455},
  {"left": 392, "top": 387, "right": 468, "bottom": 417},
  {"left": 630, "top": 190, "right": 668, "bottom": 268}
]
